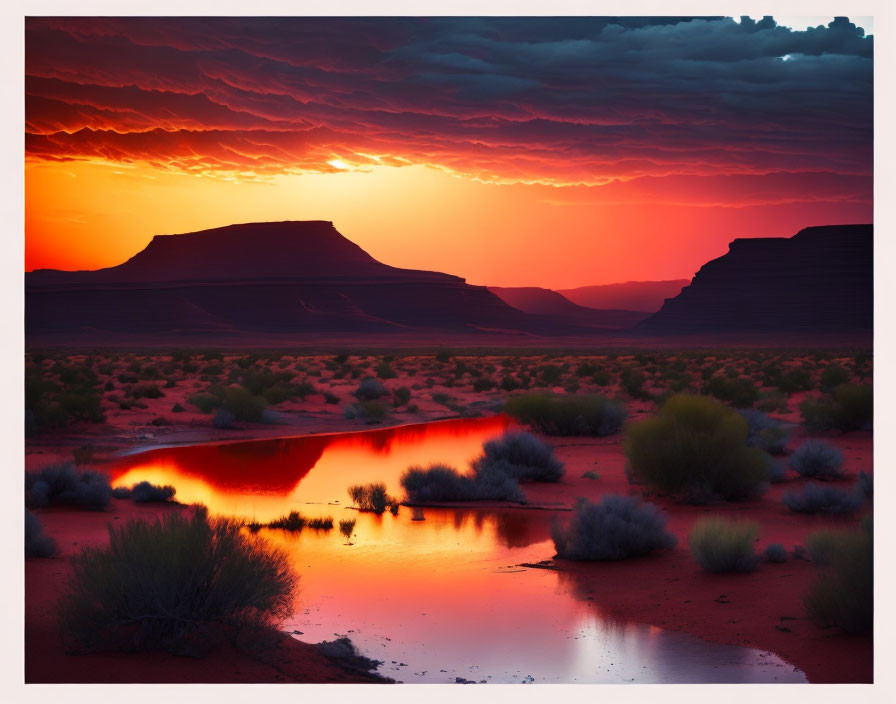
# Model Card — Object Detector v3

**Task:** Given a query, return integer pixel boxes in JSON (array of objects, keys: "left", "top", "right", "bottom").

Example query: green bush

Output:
[
  {"left": 778, "top": 367, "right": 814, "bottom": 393},
  {"left": 689, "top": 518, "right": 759, "bottom": 573},
  {"left": 703, "top": 376, "right": 758, "bottom": 408},
  {"left": 800, "top": 385, "right": 872, "bottom": 432},
  {"left": 503, "top": 393, "right": 625, "bottom": 436},
  {"left": 343, "top": 400, "right": 388, "bottom": 422},
  {"left": 130, "top": 384, "right": 164, "bottom": 399},
  {"left": 188, "top": 392, "right": 224, "bottom": 414},
  {"left": 620, "top": 367, "right": 647, "bottom": 399},
  {"left": 625, "top": 394, "right": 769, "bottom": 502},
  {"left": 803, "top": 518, "right": 872, "bottom": 634},
  {"left": 820, "top": 364, "right": 851, "bottom": 391},
  {"left": 223, "top": 387, "right": 268, "bottom": 422},
  {"left": 57, "top": 507, "right": 297, "bottom": 654}
]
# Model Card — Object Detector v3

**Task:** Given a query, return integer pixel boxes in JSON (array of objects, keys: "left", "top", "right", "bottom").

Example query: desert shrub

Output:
[
  {"left": 435, "top": 349, "right": 452, "bottom": 363},
  {"left": 213, "top": 408, "right": 236, "bottom": 429},
  {"left": 472, "top": 377, "right": 494, "bottom": 392},
  {"left": 807, "top": 530, "right": 840, "bottom": 565},
  {"left": 223, "top": 387, "right": 268, "bottom": 422},
  {"left": 551, "top": 495, "right": 676, "bottom": 561},
  {"left": 188, "top": 392, "right": 223, "bottom": 414},
  {"left": 624, "top": 394, "right": 769, "bottom": 502},
  {"left": 803, "top": 518, "right": 872, "bottom": 634},
  {"left": 131, "top": 384, "right": 164, "bottom": 400},
  {"left": 820, "top": 364, "right": 851, "bottom": 391},
  {"left": 26, "top": 510, "right": 56, "bottom": 557},
  {"left": 789, "top": 440, "right": 844, "bottom": 479},
  {"left": 262, "top": 381, "right": 315, "bottom": 405},
  {"left": 471, "top": 431, "right": 564, "bottom": 483},
  {"left": 393, "top": 386, "right": 411, "bottom": 406},
  {"left": 150, "top": 416, "right": 171, "bottom": 426},
  {"left": 782, "top": 483, "right": 863, "bottom": 515},
  {"left": 503, "top": 393, "right": 625, "bottom": 437},
  {"left": 591, "top": 370, "right": 611, "bottom": 386},
  {"left": 58, "top": 507, "right": 297, "bottom": 654},
  {"left": 348, "top": 482, "right": 398, "bottom": 514},
  {"left": 500, "top": 376, "right": 521, "bottom": 392},
  {"left": 432, "top": 392, "right": 451, "bottom": 406},
  {"left": 171, "top": 403, "right": 185, "bottom": 413},
  {"left": 401, "top": 463, "right": 524, "bottom": 503},
  {"left": 831, "top": 384, "right": 873, "bottom": 431},
  {"left": 800, "top": 385, "right": 872, "bottom": 432},
  {"left": 778, "top": 367, "right": 814, "bottom": 393},
  {"left": 689, "top": 518, "right": 759, "bottom": 573},
  {"left": 324, "top": 392, "right": 340, "bottom": 405},
  {"left": 26, "top": 463, "right": 111, "bottom": 510},
  {"left": 375, "top": 362, "right": 397, "bottom": 379},
  {"left": 763, "top": 543, "right": 788, "bottom": 563},
  {"left": 756, "top": 390, "right": 788, "bottom": 413},
  {"left": 704, "top": 376, "right": 759, "bottom": 408},
  {"left": 620, "top": 367, "right": 647, "bottom": 399},
  {"left": 354, "top": 377, "right": 387, "bottom": 401},
  {"left": 738, "top": 409, "right": 790, "bottom": 454},
  {"left": 402, "top": 464, "right": 475, "bottom": 502},
  {"left": 582, "top": 470, "right": 599, "bottom": 480},
  {"left": 130, "top": 481, "right": 176, "bottom": 503},
  {"left": 343, "top": 400, "right": 388, "bottom": 422}
]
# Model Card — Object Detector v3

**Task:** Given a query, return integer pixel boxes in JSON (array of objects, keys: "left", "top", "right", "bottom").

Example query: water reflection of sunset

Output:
[
  {"left": 105, "top": 416, "right": 804, "bottom": 682},
  {"left": 108, "top": 416, "right": 514, "bottom": 523}
]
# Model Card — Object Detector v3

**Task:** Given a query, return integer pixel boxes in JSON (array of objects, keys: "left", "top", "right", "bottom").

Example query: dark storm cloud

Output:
[{"left": 25, "top": 16, "right": 872, "bottom": 190}]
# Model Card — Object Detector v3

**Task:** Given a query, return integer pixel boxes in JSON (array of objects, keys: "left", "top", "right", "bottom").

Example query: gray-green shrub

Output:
[
  {"left": 551, "top": 495, "right": 676, "bottom": 561},
  {"left": 503, "top": 393, "right": 625, "bottom": 436},
  {"left": 689, "top": 518, "right": 759, "bottom": 573},
  {"left": 57, "top": 507, "right": 297, "bottom": 654},
  {"left": 625, "top": 394, "right": 769, "bottom": 503}
]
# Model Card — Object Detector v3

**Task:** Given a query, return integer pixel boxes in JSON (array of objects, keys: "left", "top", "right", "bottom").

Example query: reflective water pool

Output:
[{"left": 108, "top": 417, "right": 805, "bottom": 683}]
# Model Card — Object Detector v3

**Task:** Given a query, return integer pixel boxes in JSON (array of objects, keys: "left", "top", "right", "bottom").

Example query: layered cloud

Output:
[{"left": 26, "top": 16, "right": 872, "bottom": 198}]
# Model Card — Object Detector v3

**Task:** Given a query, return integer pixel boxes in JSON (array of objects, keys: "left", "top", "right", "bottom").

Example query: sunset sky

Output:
[{"left": 25, "top": 16, "right": 873, "bottom": 288}]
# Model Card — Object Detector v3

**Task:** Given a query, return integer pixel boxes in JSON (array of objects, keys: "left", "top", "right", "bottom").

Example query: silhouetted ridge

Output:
[
  {"left": 26, "top": 220, "right": 581, "bottom": 339},
  {"left": 28, "top": 221, "right": 459, "bottom": 285},
  {"left": 638, "top": 224, "right": 872, "bottom": 334}
]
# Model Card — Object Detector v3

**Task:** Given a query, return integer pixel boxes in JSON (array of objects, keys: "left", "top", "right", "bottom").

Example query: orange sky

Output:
[{"left": 25, "top": 17, "right": 873, "bottom": 288}]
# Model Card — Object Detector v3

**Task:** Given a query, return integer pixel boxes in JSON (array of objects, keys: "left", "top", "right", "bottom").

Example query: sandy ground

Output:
[
  {"left": 25, "top": 350, "right": 873, "bottom": 683},
  {"left": 520, "top": 428, "right": 873, "bottom": 684},
  {"left": 25, "top": 499, "right": 387, "bottom": 684}
]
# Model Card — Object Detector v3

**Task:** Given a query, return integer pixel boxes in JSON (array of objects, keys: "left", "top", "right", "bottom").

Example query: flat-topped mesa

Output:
[
  {"left": 27, "top": 221, "right": 462, "bottom": 286},
  {"left": 638, "top": 224, "right": 873, "bottom": 334}
]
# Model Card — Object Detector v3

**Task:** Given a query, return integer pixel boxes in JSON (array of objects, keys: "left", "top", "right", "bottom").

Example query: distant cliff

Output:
[
  {"left": 638, "top": 224, "right": 872, "bottom": 333},
  {"left": 25, "top": 221, "right": 581, "bottom": 341},
  {"left": 488, "top": 286, "right": 649, "bottom": 329},
  {"left": 558, "top": 280, "right": 689, "bottom": 313}
]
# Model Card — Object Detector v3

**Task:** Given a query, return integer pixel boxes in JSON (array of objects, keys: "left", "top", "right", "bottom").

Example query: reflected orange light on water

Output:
[{"left": 108, "top": 416, "right": 515, "bottom": 523}]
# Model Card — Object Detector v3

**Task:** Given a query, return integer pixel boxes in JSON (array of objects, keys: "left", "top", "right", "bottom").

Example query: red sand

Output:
[
  {"left": 25, "top": 500, "right": 385, "bottom": 683},
  {"left": 25, "top": 351, "right": 874, "bottom": 683},
  {"left": 521, "top": 430, "right": 873, "bottom": 684}
]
